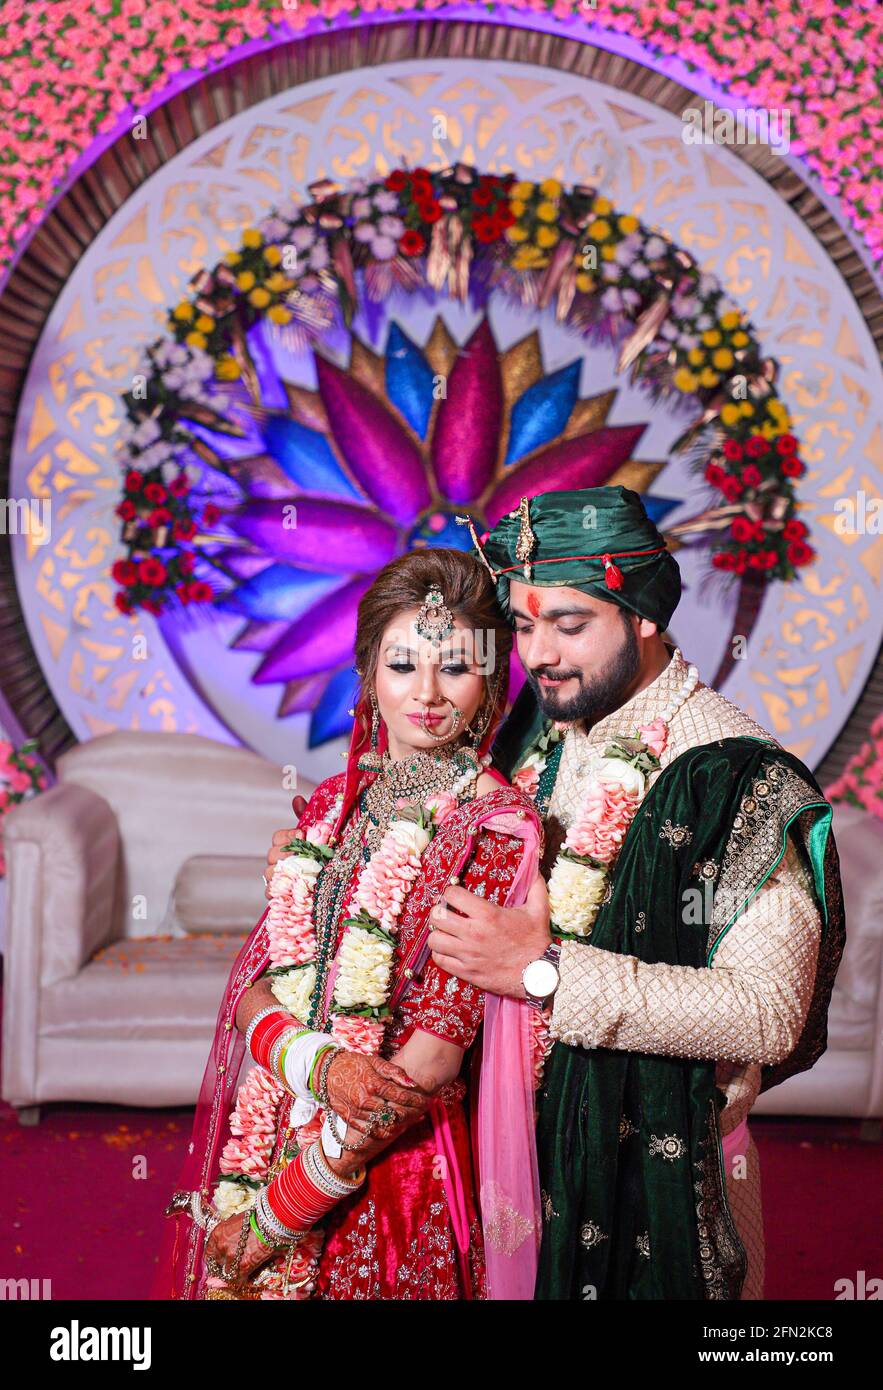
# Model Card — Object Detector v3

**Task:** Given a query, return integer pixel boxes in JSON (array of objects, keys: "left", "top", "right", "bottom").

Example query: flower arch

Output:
[{"left": 113, "top": 162, "right": 815, "bottom": 742}]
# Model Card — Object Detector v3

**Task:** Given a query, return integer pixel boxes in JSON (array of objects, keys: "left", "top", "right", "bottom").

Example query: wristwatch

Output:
[{"left": 522, "top": 942, "right": 561, "bottom": 1010}]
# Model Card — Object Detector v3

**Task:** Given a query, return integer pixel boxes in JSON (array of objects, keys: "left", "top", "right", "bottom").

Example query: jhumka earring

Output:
[
  {"left": 415, "top": 586, "right": 455, "bottom": 646},
  {"left": 369, "top": 689, "right": 380, "bottom": 750}
]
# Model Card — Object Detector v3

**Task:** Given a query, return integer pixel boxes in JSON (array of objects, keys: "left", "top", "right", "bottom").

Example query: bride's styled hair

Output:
[{"left": 353, "top": 547, "right": 512, "bottom": 743}]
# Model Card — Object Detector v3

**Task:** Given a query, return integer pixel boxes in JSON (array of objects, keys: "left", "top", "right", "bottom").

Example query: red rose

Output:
[
  {"left": 411, "top": 177, "right": 432, "bottom": 202},
  {"left": 142, "top": 598, "right": 164, "bottom": 616},
  {"left": 741, "top": 464, "right": 762, "bottom": 487},
  {"left": 138, "top": 557, "right": 167, "bottom": 586},
  {"left": 730, "top": 516, "right": 755, "bottom": 543},
  {"left": 117, "top": 499, "right": 137, "bottom": 520},
  {"left": 169, "top": 473, "right": 191, "bottom": 497},
  {"left": 417, "top": 199, "right": 443, "bottom": 225},
  {"left": 385, "top": 171, "right": 408, "bottom": 192},
  {"left": 494, "top": 204, "right": 516, "bottom": 230},
  {"left": 712, "top": 551, "right": 738, "bottom": 571},
  {"left": 144, "top": 482, "right": 167, "bottom": 504},
  {"left": 125, "top": 470, "right": 144, "bottom": 492},
  {"left": 787, "top": 540, "right": 814, "bottom": 567},
  {"left": 178, "top": 551, "right": 195, "bottom": 576},
  {"left": 720, "top": 476, "right": 744, "bottom": 501},
  {"left": 112, "top": 559, "right": 137, "bottom": 587},
  {"left": 722, "top": 440, "right": 743, "bottom": 462},
  {"left": 780, "top": 456, "right": 805, "bottom": 477},
  {"left": 705, "top": 463, "right": 726, "bottom": 487},
  {"left": 733, "top": 549, "right": 749, "bottom": 574},
  {"left": 410, "top": 167, "right": 431, "bottom": 181},
  {"left": 760, "top": 549, "right": 779, "bottom": 569},
  {"left": 472, "top": 186, "right": 494, "bottom": 207},
  {"left": 472, "top": 213, "right": 499, "bottom": 244},
  {"left": 776, "top": 434, "right": 798, "bottom": 454},
  {"left": 188, "top": 580, "right": 214, "bottom": 603},
  {"left": 202, "top": 503, "right": 221, "bottom": 527},
  {"left": 399, "top": 229, "right": 426, "bottom": 257},
  {"left": 148, "top": 507, "right": 173, "bottom": 527},
  {"left": 175, "top": 583, "right": 191, "bottom": 606},
  {"left": 173, "top": 518, "right": 197, "bottom": 542},
  {"left": 783, "top": 518, "right": 808, "bottom": 541},
  {"left": 114, "top": 592, "right": 133, "bottom": 615},
  {"left": 745, "top": 436, "right": 768, "bottom": 458}
]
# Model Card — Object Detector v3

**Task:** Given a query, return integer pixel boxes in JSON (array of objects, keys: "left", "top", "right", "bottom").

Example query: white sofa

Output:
[{"left": 1, "top": 731, "right": 313, "bottom": 1122}]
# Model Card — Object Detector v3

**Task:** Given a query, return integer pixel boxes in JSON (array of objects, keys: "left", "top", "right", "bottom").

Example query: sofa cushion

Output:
[
  {"left": 166, "top": 854, "right": 266, "bottom": 935},
  {"left": 39, "top": 933, "right": 249, "bottom": 1041}
]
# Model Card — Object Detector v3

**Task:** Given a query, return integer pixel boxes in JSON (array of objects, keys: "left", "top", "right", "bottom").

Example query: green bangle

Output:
[
  {"left": 250, "top": 1208, "right": 275, "bottom": 1248},
  {"left": 308, "top": 1044, "right": 335, "bottom": 1100}
]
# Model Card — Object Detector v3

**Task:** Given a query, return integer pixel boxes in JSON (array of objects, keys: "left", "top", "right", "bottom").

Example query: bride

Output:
[{"left": 155, "top": 548, "right": 545, "bottom": 1301}]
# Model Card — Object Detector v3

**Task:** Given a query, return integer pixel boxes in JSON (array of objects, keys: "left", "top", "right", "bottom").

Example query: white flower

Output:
[
  {"left": 133, "top": 418, "right": 161, "bottom": 447},
  {"left": 271, "top": 964, "right": 316, "bottom": 1019},
  {"left": 277, "top": 852, "right": 323, "bottom": 882},
  {"left": 212, "top": 1181, "right": 256, "bottom": 1218},
  {"left": 388, "top": 819, "right": 431, "bottom": 856},
  {"left": 377, "top": 214, "right": 405, "bottom": 238},
  {"left": 548, "top": 858, "right": 607, "bottom": 935},
  {"left": 643, "top": 235, "right": 667, "bottom": 259},
  {"left": 333, "top": 927, "right": 394, "bottom": 1009},
  {"left": 586, "top": 756, "right": 646, "bottom": 798}
]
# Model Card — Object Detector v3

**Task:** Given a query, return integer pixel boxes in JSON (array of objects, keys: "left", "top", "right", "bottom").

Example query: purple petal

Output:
[
  {"left": 228, "top": 498, "right": 398, "bottom": 574},
  {"left": 315, "top": 355, "right": 430, "bottom": 524},
  {"left": 485, "top": 425, "right": 647, "bottom": 525},
  {"left": 231, "top": 620, "right": 293, "bottom": 653},
  {"left": 279, "top": 674, "right": 332, "bottom": 716},
  {"left": 431, "top": 318, "right": 501, "bottom": 504},
  {"left": 253, "top": 576, "right": 372, "bottom": 684}
]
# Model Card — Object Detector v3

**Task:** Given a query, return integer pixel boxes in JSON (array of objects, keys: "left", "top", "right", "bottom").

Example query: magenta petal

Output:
[
  {"left": 229, "top": 498, "right": 398, "bottom": 574},
  {"left": 484, "top": 425, "right": 647, "bottom": 525},
  {"left": 254, "top": 576, "right": 372, "bottom": 684},
  {"left": 431, "top": 318, "right": 501, "bottom": 504},
  {"left": 315, "top": 355, "right": 430, "bottom": 524}
]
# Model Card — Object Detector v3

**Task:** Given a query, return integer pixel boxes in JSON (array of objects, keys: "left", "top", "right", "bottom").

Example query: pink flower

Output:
[
  {"left": 638, "top": 717, "right": 668, "bottom": 757},
  {"left": 565, "top": 782, "right": 641, "bottom": 864},
  {"left": 305, "top": 820, "right": 332, "bottom": 846},
  {"left": 330, "top": 1013, "right": 386, "bottom": 1055},
  {"left": 425, "top": 791, "right": 458, "bottom": 824},
  {"left": 513, "top": 763, "right": 541, "bottom": 796}
]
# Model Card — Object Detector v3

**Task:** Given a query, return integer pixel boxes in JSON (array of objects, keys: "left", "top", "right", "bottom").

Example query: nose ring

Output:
[{"left": 419, "top": 704, "right": 462, "bottom": 742}]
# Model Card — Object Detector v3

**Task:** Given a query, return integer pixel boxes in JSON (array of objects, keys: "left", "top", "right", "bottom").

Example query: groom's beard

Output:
[{"left": 527, "top": 618, "right": 641, "bottom": 724}]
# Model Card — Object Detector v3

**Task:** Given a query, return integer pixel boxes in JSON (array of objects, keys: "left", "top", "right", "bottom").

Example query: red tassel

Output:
[{"left": 602, "top": 553, "right": 624, "bottom": 590}]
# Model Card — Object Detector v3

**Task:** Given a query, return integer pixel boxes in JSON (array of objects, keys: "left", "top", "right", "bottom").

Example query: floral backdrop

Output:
[{"left": 0, "top": 0, "right": 881, "bottom": 278}]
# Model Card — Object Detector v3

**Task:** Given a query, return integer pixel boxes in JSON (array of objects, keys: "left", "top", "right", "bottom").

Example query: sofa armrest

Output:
[{"left": 3, "top": 782, "right": 120, "bottom": 987}]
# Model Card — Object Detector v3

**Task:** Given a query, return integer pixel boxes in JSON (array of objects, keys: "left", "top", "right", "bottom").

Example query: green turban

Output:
[{"left": 471, "top": 486, "right": 681, "bottom": 631}]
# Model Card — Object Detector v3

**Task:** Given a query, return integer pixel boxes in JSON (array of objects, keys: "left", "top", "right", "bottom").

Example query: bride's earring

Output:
[{"left": 369, "top": 689, "right": 380, "bottom": 750}]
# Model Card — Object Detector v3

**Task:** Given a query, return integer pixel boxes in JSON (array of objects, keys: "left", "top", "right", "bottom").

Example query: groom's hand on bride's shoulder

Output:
[
  {"left": 428, "top": 873, "right": 552, "bottom": 998},
  {"left": 264, "top": 796, "right": 309, "bottom": 898}
]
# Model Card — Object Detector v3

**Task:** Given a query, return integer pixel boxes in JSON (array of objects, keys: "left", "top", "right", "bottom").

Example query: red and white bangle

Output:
[{"left": 264, "top": 1144, "right": 363, "bottom": 1233}]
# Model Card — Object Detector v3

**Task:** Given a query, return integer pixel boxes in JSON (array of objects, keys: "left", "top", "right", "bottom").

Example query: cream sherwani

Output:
[{"left": 544, "top": 647, "right": 823, "bottom": 1300}]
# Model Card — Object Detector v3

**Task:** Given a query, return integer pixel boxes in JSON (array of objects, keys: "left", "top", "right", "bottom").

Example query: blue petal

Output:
[
  {"left": 309, "top": 665, "right": 359, "bottom": 747},
  {"left": 641, "top": 495, "right": 682, "bottom": 526},
  {"left": 504, "top": 360, "right": 582, "bottom": 467},
  {"left": 385, "top": 322, "right": 435, "bottom": 440},
  {"left": 219, "top": 564, "right": 344, "bottom": 622},
  {"left": 261, "top": 417, "right": 364, "bottom": 502}
]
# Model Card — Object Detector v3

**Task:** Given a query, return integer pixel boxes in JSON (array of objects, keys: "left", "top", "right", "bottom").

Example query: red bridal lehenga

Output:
[{"left": 154, "top": 748, "right": 545, "bottom": 1302}]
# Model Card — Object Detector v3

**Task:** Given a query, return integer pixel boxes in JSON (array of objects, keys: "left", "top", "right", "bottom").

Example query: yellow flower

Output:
[
  {"left": 712, "top": 348, "right": 734, "bottom": 370},
  {"left": 185, "top": 331, "right": 207, "bottom": 350},
  {"left": 172, "top": 301, "right": 193, "bottom": 322},
  {"left": 687, "top": 347, "right": 705, "bottom": 367},
  {"left": 720, "top": 310, "right": 742, "bottom": 331},
  {"left": 739, "top": 400, "right": 754, "bottom": 417},
  {"left": 539, "top": 178, "right": 562, "bottom": 199},
  {"left": 236, "top": 271, "right": 256, "bottom": 292},
  {"left": 215, "top": 355, "right": 241, "bottom": 381},
  {"left": 731, "top": 331, "right": 749, "bottom": 348},
  {"left": 699, "top": 367, "right": 721, "bottom": 388},
  {"left": 536, "top": 200, "right": 557, "bottom": 223},
  {"left": 195, "top": 314, "right": 215, "bottom": 335},
  {"left": 511, "top": 180, "right": 535, "bottom": 201},
  {"left": 592, "top": 196, "right": 612, "bottom": 216},
  {"left": 511, "top": 245, "right": 548, "bottom": 270},
  {"left": 265, "top": 272, "right": 293, "bottom": 293},
  {"left": 588, "top": 218, "right": 611, "bottom": 241},
  {"left": 601, "top": 243, "right": 617, "bottom": 261},
  {"left": 263, "top": 244, "right": 283, "bottom": 266},
  {"left": 760, "top": 421, "right": 777, "bottom": 439},
  {"left": 767, "top": 398, "right": 787, "bottom": 419},
  {"left": 701, "top": 328, "right": 722, "bottom": 347},
  {"left": 509, "top": 199, "right": 526, "bottom": 218},
  {"left": 720, "top": 403, "right": 741, "bottom": 426},
  {"left": 506, "top": 224, "right": 529, "bottom": 244},
  {"left": 618, "top": 214, "right": 639, "bottom": 234},
  {"left": 674, "top": 367, "right": 700, "bottom": 393},
  {"left": 268, "top": 305, "right": 293, "bottom": 325},
  {"left": 223, "top": 251, "right": 241, "bottom": 267},
  {"left": 248, "top": 287, "right": 271, "bottom": 309},
  {"left": 241, "top": 228, "right": 262, "bottom": 249},
  {"left": 575, "top": 273, "right": 596, "bottom": 293},
  {"left": 536, "top": 225, "right": 560, "bottom": 249}
]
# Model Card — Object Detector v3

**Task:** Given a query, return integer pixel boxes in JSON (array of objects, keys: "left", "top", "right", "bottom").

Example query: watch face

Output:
[{"left": 523, "top": 958, "right": 559, "bottom": 1000}]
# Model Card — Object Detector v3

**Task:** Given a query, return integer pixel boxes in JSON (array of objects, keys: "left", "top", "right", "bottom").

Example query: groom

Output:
[{"left": 267, "top": 486, "right": 844, "bottom": 1300}]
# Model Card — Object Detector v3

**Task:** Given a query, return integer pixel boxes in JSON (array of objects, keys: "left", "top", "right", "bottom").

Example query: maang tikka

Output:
[{"left": 415, "top": 585, "right": 455, "bottom": 646}]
